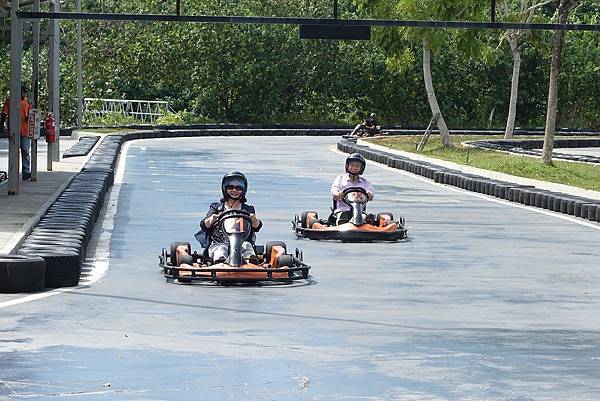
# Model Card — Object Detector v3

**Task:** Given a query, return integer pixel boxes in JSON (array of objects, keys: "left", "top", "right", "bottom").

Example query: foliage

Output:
[
  {"left": 84, "top": 111, "right": 139, "bottom": 126},
  {"left": 0, "top": 0, "right": 597, "bottom": 128},
  {"left": 155, "top": 110, "right": 204, "bottom": 125}
]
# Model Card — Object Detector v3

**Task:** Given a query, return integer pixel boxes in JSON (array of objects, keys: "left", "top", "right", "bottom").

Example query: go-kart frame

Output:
[{"left": 159, "top": 246, "right": 311, "bottom": 284}]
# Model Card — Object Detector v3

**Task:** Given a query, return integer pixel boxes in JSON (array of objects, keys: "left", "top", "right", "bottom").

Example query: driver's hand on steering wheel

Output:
[
  {"left": 204, "top": 214, "right": 218, "bottom": 228},
  {"left": 367, "top": 192, "right": 374, "bottom": 201},
  {"left": 250, "top": 213, "right": 260, "bottom": 228},
  {"left": 333, "top": 191, "right": 343, "bottom": 201}
]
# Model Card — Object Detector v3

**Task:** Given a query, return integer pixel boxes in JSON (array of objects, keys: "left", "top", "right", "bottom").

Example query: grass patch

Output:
[{"left": 369, "top": 135, "right": 600, "bottom": 191}]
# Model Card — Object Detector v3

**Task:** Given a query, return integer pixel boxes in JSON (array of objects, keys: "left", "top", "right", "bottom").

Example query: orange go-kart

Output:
[
  {"left": 293, "top": 187, "right": 407, "bottom": 242},
  {"left": 160, "top": 210, "right": 310, "bottom": 284}
]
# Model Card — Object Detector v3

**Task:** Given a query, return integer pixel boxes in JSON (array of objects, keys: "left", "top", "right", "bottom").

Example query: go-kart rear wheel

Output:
[
  {"left": 276, "top": 254, "right": 294, "bottom": 268},
  {"left": 170, "top": 241, "right": 191, "bottom": 266},
  {"left": 376, "top": 212, "right": 394, "bottom": 226},
  {"left": 265, "top": 241, "right": 287, "bottom": 263},
  {"left": 301, "top": 211, "right": 318, "bottom": 228},
  {"left": 255, "top": 245, "right": 265, "bottom": 256}
]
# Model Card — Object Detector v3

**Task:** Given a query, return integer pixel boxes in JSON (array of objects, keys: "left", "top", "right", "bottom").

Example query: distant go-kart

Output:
[
  {"left": 293, "top": 187, "right": 407, "bottom": 242},
  {"left": 342, "top": 125, "right": 389, "bottom": 139},
  {"left": 160, "top": 210, "right": 310, "bottom": 284}
]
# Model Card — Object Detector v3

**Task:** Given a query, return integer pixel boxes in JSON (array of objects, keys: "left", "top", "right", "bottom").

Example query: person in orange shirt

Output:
[{"left": 1, "top": 84, "right": 32, "bottom": 180}]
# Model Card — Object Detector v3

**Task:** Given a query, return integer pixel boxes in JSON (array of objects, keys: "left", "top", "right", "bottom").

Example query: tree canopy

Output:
[{"left": 0, "top": 0, "right": 597, "bottom": 129}]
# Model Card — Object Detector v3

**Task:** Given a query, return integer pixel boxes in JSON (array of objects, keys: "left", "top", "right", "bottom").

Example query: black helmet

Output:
[
  {"left": 345, "top": 153, "right": 366, "bottom": 175},
  {"left": 221, "top": 171, "right": 248, "bottom": 201}
]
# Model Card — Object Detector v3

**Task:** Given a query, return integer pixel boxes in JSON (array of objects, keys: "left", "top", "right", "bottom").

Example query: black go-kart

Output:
[{"left": 160, "top": 209, "right": 311, "bottom": 284}]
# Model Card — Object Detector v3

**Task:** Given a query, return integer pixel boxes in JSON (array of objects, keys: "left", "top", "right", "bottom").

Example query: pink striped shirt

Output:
[{"left": 331, "top": 174, "right": 374, "bottom": 212}]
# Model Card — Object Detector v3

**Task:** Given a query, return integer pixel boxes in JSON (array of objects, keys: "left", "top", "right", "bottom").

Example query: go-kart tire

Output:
[
  {"left": 178, "top": 254, "right": 194, "bottom": 266},
  {"left": 17, "top": 248, "right": 81, "bottom": 288},
  {"left": 277, "top": 254, "right": 294, "bottom": 268},
  {"left": 376, "top": 212, "right": 394, "bottom": 225},
  {"left": 307, "top": 217, "right": 321, "bottom": 229},
  {"left": 265, "top": 241, "right": 287, "bottom": 263},
  {"left": 170, "top": 242, "right": 191, "bottom": 266},
  {"left": 0, "top": 254, "right": 46, "bottom": 293},
  {"left": 301, "top": 211, "right": 318, "bottom": 228}
]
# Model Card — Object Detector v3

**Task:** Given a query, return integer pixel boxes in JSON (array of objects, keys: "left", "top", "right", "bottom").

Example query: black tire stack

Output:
[
  {"left": 0, "top": 255, "right": 46, "bottom": 293},
  {"left": 14, "top": 136, "right": 121, "bottom": 289},
  {"left": 338, "top": 139, "right": 600, "bottom": 223},
  {"left": 62, "top": 136, "right": 100, "bottom": 158}
]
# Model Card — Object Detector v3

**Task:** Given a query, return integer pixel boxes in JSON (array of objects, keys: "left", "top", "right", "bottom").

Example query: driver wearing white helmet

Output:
[{"left": 330, "top": 153, "right": 375, "bottom": 225}]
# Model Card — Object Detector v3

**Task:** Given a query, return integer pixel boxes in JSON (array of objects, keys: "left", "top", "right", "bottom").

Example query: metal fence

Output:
[{"left": 83, "top": 98, "right": 172, "bottom": 123}]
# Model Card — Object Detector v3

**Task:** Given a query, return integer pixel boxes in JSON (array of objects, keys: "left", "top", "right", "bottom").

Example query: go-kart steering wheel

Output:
[
  {"left": 341, "top": 187, "right": 369, "bottom": 206},
  {"left": 217, "top": 209, "right": 252, "bottom": 226}
]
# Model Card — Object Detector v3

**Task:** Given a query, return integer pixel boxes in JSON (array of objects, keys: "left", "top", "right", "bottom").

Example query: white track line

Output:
[
  {"left": 0, "top": 142, "right": 131, "bottom": 309},
  {"left": 331, "top": 146, "right": 600, "bottom": 231}
]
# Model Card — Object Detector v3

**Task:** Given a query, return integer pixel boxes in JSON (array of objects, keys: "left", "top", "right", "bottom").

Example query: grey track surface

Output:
[
  {"left": 1, "top": 136, "right": 600, "bottom": 401},
  {"left": 558, "top": 147, "right": 600, "bottom": 157}
]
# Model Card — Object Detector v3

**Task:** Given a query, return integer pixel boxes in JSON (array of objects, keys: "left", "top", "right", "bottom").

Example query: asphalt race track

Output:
[{"left": 1, "top": 136, "right": 600, "bottom": 401}]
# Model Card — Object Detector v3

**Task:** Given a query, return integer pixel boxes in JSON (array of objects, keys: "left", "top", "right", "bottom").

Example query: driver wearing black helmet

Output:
[
  {"left": 196, "top": 171, "right": 262, "bottom": 263},
  {"left": 349, "top": 112, "right": 380, "bottom": 137}
]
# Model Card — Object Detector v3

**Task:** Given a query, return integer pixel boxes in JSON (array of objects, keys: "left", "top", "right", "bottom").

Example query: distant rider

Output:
[{"left": 350, "top": 112, "right": 380, "bottom": 137}]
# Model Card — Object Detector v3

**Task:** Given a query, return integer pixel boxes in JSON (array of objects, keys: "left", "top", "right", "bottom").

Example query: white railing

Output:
[{"left": 83, "top": 98, "right": 172, "bottom": 123}]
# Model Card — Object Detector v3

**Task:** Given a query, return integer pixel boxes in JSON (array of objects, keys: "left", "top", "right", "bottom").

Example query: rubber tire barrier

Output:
[
  {"left": 337, "top": 139, "right": 600, "bottom": 223},
  {"left": 0, "top": 254, "right": 46, "bottom": 293}
]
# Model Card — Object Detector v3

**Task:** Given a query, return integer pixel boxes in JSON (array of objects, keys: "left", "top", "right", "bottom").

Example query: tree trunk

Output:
[
  {"left": 541, "top": 0, "right": 579, "bottom": 164},
  {"left": 422, "top": 40, "right": 452, "bottom": 147},
  {"left": 504, "top": 37, "right": 522, "bottom": 139}
]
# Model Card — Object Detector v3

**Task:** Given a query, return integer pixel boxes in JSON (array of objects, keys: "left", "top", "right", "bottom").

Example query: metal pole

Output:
[
  {"left": 8, "top": 0, "right": 22, "bottom": 195},
  {"left": 31, "top": 0, "right": 40, "bottom": 182},
  {"left": 176, "top": 0, "right": 181, "bottom": 16},
  {"left": 76, "top": 0, "right": 83, "bottom": 129},
  {"left": 48, "top": 0, "right": 60, "bottom": 163},
  {"left": 333, "top": 0, "right": 338, "bottom": 19},
  {"left": 491, "top": 0, "right": 496, "bottom": 23}
]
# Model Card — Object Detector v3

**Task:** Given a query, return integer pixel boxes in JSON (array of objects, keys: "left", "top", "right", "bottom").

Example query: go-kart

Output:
[
  {"left": 293, "top": 187, "right": 407, "bottom": 242},
  {"left": 160, "top": 209, "right": 310, "bottom": 284},
  {"left": 342, "top": 125, "right": 389, "bottom": 140}
]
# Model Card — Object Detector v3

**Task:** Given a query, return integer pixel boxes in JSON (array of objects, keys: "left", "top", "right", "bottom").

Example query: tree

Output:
[
  {"left": 541, "top": 0, "right": 580, "bottom": 164},
  {"left": 356, "top": 0, "right": 485, "bottom": 147},
  {"left": 500, "top": 0, "right": 552, "bottom": 139}
]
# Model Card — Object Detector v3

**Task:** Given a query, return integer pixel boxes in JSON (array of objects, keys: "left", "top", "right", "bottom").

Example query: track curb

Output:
[{"left": 337, "top": 139, "right": 600, "bottom": 223}]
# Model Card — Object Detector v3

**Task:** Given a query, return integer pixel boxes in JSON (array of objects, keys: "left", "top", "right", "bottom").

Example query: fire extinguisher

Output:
[{"left": 45, "top": 113, "right": 56, "bottom": 143}]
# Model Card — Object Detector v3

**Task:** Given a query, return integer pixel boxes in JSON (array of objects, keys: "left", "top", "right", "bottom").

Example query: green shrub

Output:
[
  {"left": 155, "top": 110, "right": 204, "bottom": 125},
  {"left": 84, "top": 111, "right": 139, "bottom": 126}
]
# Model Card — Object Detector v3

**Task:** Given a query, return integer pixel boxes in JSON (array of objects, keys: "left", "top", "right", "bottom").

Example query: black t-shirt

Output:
[{"left": 365, "top": 117, "right": 376, "bottom": 127}]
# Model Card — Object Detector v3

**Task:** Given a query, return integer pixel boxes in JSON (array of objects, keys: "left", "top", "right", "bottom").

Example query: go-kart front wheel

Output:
[
  {"left": 265, "top": 241, "right": 287, "bottom": 263},
  {"left": 301, "top": 211, "right": 318, "bottom": 228},
  {"left": 376, "top": 212, "right": 394, "bottom": 226},
  {"left": 170, "top": 241, "right": 191, "bottom": 265},
  {"left": 276, "top": 254, "right": 294, "bottom": 268}
]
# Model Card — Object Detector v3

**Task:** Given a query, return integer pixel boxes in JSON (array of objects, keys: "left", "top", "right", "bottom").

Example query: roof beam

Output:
[{"left": 16, "top": 11, "right": 600, "bottom": 32}]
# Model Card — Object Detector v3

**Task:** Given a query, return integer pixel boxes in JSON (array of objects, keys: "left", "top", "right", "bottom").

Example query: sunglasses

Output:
[{"left": 226, "top": 185, "right": 243, "bottom": 191}]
